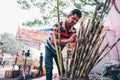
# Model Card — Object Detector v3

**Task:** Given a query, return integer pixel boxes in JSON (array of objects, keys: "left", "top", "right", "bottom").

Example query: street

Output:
[{"left": 0, "top": 64, "right": 59, "bottom": 80}]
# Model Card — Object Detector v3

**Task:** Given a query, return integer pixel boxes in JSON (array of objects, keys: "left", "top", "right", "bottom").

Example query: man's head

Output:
[
  {"left": 41, "top": 52, "right": 43, "bottom": 55},
  {"left": 23, "top": 50, "right": 25, "bottom": 52},
  {"left": 66, "top": 9, "right": 82, "bottom": 28},
  {"left": 28, "top": 50, "right": 30, "bottom": 52},
  {"left": 69, "top": 9, "right": 82, "bottom": 18}
]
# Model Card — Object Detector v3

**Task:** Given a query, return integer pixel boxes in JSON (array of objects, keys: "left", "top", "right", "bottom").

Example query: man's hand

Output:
[{"left": 68, "top": 33, "right": 77, "bottom": 43}]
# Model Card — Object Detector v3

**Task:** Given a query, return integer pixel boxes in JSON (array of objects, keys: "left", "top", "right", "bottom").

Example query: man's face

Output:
[{"left": 67, "top": 14, "right": 80, "bottom": 27}]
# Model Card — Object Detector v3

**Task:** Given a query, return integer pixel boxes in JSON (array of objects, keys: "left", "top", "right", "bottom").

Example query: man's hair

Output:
[{"left": 69, "top": 9, "right": 82, "bottom": 18}]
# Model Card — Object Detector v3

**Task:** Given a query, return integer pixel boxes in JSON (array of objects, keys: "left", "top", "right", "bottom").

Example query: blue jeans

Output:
[{"left": 45, "top": 46, "right": 65, "bottom": 80}]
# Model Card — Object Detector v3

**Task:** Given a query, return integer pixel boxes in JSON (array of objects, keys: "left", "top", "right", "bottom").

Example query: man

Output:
[
  {"left": 22, "top": 50, "right": 26, "bottom": 59},
  {"left": 25, "top": 50, "right": 30, "bottom": 57},
  {"left": 45, "top": 9, "right": 82, "bottom": 80},
  {"left": 37, "top": 52, "right": 43, "bottom": 76},
  {"left": 0, "top": 54, "right": 5, "bottom": 68}
]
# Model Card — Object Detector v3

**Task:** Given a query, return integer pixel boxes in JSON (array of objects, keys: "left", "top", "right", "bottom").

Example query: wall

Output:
[{"left": 91, "top": 0, "right": 120, "bottom": 73}]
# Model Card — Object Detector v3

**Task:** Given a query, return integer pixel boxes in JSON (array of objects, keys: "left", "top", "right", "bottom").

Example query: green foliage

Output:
[
  {"left": 1, "top": 33, "right": 27, "bottom": 55},
  {"left": 17, "top": 0, "right": 31, "bottom": 9},
  {"left": 59, "top": 1, "right": 67, "bottom": 7},
  {"left": 74, "top": 3, "right": 81, "bottom": 9},
  {"left": 17, "top": 0, "right": 109, "bottom": 27},
  {"left": 22, "top": 19, "right": 42, "bottom": 27}
]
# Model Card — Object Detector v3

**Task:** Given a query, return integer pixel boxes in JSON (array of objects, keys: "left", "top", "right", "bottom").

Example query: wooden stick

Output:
[
  {"left": 95, "top": 37, "right": 120, "bottom": 66},
  {"left": 56, "top": 0, "right": 63, "bottom": 76},
  {"left": 67, "top": 0, "right": 112, "bottom": 78},
  {"left": 65, "top": 43, "right": 71, "bottom": 77},
  {"left": 69, "top": 22, "right": 84, "bottom": 78}
]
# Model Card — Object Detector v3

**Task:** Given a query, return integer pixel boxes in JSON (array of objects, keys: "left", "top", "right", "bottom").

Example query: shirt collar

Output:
[{"left": 62, "top": 21, "right": 74, "bottom": 32}]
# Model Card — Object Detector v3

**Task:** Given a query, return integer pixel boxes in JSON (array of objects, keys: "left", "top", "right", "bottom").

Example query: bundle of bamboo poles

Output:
[{"left": 62, "top": 0, "right": 120, "bottom": 79}]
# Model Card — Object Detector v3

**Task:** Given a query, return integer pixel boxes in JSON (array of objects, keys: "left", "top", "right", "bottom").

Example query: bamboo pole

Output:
[
  {"left": 95, "top": 37, "right": 120, "bottom": 66},
  {"left": 76, "top": 19, "right": 101, "bottom": 78},
  {"left": 78, "top": 24, "right": 103, "bottom": 77},
  {"left": 81, "top": 32, "right": 106, "bottom": 77},
  {"left": 65, "top": 43, "right": 71, "bottom": 77},
  {"left": 86, "top": 41, "right": 109, "bottom": 75},
  {"left": 69, "top": 22, "right": 84, "bottom": 78},
  {"left": 55, "top": 0, "right": 63, "bottom": 76},
  {"left": 65, "top": 0, "right": 117, "bottom": 79}
]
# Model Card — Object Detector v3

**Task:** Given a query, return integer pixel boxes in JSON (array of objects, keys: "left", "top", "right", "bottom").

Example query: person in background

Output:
[
  {"left": 25, "top": 50, "right": 30, "bottom": 57},
  {"left": 45, "top": 9, "right": 82, "bottom": 80},
  {"left": 16, "top": 52, "right": 20, "bottom": 57},
  {"left": 37, "top": 52, "right": 43, "bottom": 77},
  {"left": 0, "top": 54, "right": 5, "bottom": 67},
  {"left": 22, "top": 50, "right": 26, "bottom": 59}
]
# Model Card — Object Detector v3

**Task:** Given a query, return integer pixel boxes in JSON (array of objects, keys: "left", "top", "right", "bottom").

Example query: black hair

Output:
[{"left": 69, "top": 9, "right": 82, "bottom": 18}]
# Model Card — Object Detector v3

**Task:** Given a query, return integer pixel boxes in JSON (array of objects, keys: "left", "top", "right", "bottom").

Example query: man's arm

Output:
[{"left": 50, "top": 28, "right": 77, "bottom": 45}]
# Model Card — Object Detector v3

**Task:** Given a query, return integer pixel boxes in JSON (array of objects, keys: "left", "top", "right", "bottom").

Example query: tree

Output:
[
  {"left": 1, "top": 33, "right": 27, "bottom": 55},
  {"left": 17, "top": 0, "right": 109, "bottom": 27}
]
